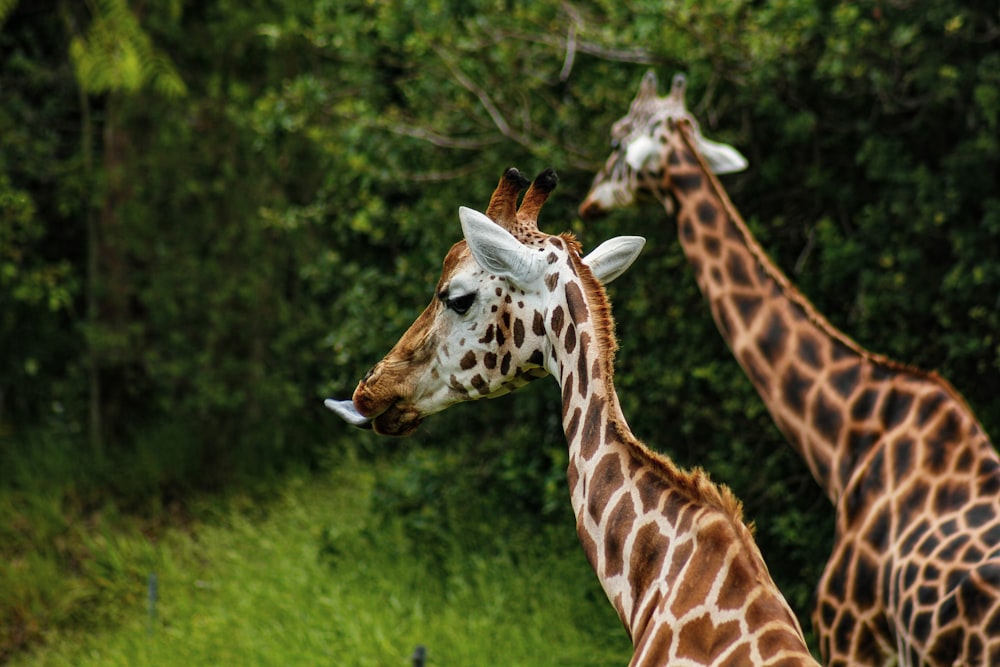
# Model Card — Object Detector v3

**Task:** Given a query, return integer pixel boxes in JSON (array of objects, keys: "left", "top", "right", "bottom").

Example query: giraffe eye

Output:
[{"left": 445, "top": 293, "right": 475, "bottom": 315}]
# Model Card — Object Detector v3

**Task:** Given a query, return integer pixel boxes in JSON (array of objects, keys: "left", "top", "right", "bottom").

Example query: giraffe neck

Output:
[
  {"left": 661, "top": 124, "right": 996, "bottom": 504},
  {"left": 663, "top": 125, "right": 877, "bottom": 502},
  {"left": 547, "top": 254, "right": 815, "bottom": 663}
]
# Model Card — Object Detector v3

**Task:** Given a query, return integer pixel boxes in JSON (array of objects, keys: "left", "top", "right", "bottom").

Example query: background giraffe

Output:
[
  {"left": 328, "top": 169, "right": 820, "bottom": 666},
  {"left": 579, "top": 71, "right": 1000, "bottom": 666}
]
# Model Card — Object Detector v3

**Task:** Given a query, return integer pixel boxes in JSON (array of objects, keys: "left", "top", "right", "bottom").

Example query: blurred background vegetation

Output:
[{"left": 1, "top": 0, "right": 998, "bottom": 662}]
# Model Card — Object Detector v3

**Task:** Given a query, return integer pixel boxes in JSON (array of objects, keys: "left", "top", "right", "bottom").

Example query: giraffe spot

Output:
[
  {"left": 933, "top": 482, "right": 971, "bottom": 515},
  {"left": 565, "top": 323, "right": 577, "bottom": 354},
  {"left": 483, "top": 352, "right": 497, "bottom": 369},
  {"left": 703, "top": 235, "right": 721, "bottom": 257},
  {"left": 460, "top": 350, "right": 477, "bottom": 370},
  {"left": 577, "top": 332, "right": 590, "bottom": 397},
  {"left": 830, "top": 338, "right": 855, "bottom": 361},
  {"left": 900, "top": 518, "right": 932, "bottom": 555},
  {"left": 916, "top": 390, "right": 948, "bottom": 426},
  {"left": 917, "top": 584, "right": 938, "bottom": 606},
  {"left": 780, "top": 364, "right": 812, "bottom": 416},
  {"left": 929, "top": 627, "right": 967, "bottom": 666},
  {"left": 565, "top": 405, "right": 581, "bottom": 441},
  {"left": 955, "top": 446, "right": 974, "bottom": 473},
  {"left": 532, "top": 310, "right": 545, "bottom": 336},
  {"left": 709, "top": 266, "right": 723, "bottom": 286},
  {"left": 852, "top": 553, "right": 879, "bottom": 610},
  {"left": 724, "top": 218, "right": 742, "bottom": 240},
  {"left": 580, "top": 395, "right": 606, "bottom": 461},
  {"left": 892, "top": 436, "right": 914, "bottom": 485},
  {"left": 562, "top": 374, "right": 574, "bottom": 417},
  {"left": 863, "top": 509, "right": 890, "bottom": 550},
  {"left": 495, "top": 326, "right": 506, "bottom": 346},
  {"left": 965, "top": 502, "right": 995, "bottom": 529},
  {"left": 495, "top": 287, "right": 502, "bottom": 297},
  {"left": 602, "top": 495, "right": 636, "bottom": 578},
  {"left": 545, "top": 272, "right": 559, "bottom": 292},
  {"left": 470, "top": 374, "right": 489, "bottom": 395},
  {"left": 479, "top": 324, "right": 495, "bottom": 344},
  {"left": 725, "top": 251, "right": 753, "bottom": 287},
  {"left": 680, "top": 148, "right": 699, "bottom": 166},
  {"left": 695, "top": 199, "right": 717, "bottom": 227},
  {"left": 627, "top": 523, "right": 667, "bottom": 610},
  {"left": 500, "top": 351, "right": 511, "bottom": 376},
  {"left": 577, "top": 523, "right": 599, "bottom": 573},
  {"left": 837, "top": 429, "right": 882, "bottom": 484},
  {"left": 550, "top": 306, "right": 565, "bottom": 336},
  {"left": 513, "top": 318, "right": 525, "bottom": 348},
  {"left": 932, "top": 408, "right": 964, "bottom": 448},
  {"left": 880, "top": 387, "right": 915, "bottom": 431},
  {"left": 590, "top": 358, "right": 602, "bottom": 384},
  {"left": 831, "top": 363, "right": 862, "bottom": 399},
  {"left": 737, "top": 348, "right": 770, "bottom": 394},
  {"left": 912, "top": 610, "right": 934, "bottom": 641},
  {"left": 833, "top": 613, "right": 856, "bottom": 656},
  {"left": 960, "top": 565, "right": 1000, "bottom": 622},
  {"left": 680, "top": 218, "right": 696, "bottom": 243},
  {"left": 528, "top": 349, "right": 544, "bottom": 367},
  {"left": 667, "top": 149, "right": 682, "bottom": 166},
  {"left": 664, "top": 536, "right": 694, "bottom": 586},
  {"left": 756, "top": 310, "right": 788, "bottom": 366},
  {"left": 547, "top": 251, "right": 558, "bottom": 264},
  {"left": 850, "top": 388, "right": 880, "bottom": 421},
  {"left": 812, "top": 390, "right": 843, "bottom": 445},
  {"left": 565, "top": 282, "right": 588, "bottom": 324},
  {"left": 797, "top": 333, "right": 823, "bottom": 370},
  {"left": 589, "top": 454, "right": 624, "bottom": 522},
  {"left": 732, "top": 294, "right": 762, "bottom": 327},
  {"left": 566, "top": 458, "right": 579, "bottom": 491},
  {"left": 448, "top": 374, "right": 470, "bottom": 396},
  {"left": 675, "top": 613, "right": 741, "bottom": 663},
  {"left": 671, "top": 172, "right": 702, "bottom": 193}
]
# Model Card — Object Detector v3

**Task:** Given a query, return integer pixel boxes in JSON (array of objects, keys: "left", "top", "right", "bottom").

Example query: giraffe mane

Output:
[
  {"left": 568, "top": 241, "right": 753, "bottom": 542},
  {"left": 674, "top": 119, "right": 988, "bottom": 430}
]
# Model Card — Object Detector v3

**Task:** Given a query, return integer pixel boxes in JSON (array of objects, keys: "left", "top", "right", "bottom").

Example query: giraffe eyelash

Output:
[{"left": 443, "top": 292, "right": 475, "bottom": 315}]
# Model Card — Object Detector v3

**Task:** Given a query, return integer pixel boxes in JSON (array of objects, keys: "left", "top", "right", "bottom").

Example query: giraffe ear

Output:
[
  {"left": 693, "top": 134, "right": 749, "bottom": 174},
  {"left": 582, "top": 236, "right": 646, "bottom": 284},
  {"left": 459, "top": 206, "right": 546, "bottom": 285}
]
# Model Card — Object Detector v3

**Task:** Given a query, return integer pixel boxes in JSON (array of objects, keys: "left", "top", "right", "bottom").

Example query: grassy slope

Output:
[{"left": 9, "top": 457, "right": 631, "bottom": 666}]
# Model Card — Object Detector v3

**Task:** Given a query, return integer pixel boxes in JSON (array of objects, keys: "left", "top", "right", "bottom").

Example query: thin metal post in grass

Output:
[
  {"left": 410, "top": 645, "right": 426, "bottom": 667},
  {"left": 147, "top": 572, "right": 158, "bottom": 635}
]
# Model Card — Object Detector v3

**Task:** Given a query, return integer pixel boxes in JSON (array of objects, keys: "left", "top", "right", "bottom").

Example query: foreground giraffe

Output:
[
  {"left": 328, "top": 168, "right": 819, "bottom": 666},
  {"left": 580, "top": 70, "right": 1000, "bottom": 666}
]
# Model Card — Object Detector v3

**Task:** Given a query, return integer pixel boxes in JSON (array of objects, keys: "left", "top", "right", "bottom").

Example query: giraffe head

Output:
[
  {"left": 326, "top": 168, "right": 645, "bottom": 436},
  {"left": 579, "top": 70, "right": 748, "bottom": 218}
]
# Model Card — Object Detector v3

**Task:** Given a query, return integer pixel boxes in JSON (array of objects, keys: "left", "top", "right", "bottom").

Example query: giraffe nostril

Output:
[{"left": 362, "top": 366, "right": 376, "bottom": 383}]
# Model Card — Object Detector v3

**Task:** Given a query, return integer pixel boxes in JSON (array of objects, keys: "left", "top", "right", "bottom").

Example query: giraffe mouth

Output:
[{"left": 324, "top": 397, "right": 423, "bottom": 438}]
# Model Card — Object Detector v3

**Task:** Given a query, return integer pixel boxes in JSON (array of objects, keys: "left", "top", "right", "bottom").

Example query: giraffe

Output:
[
  {"left": 579, "top": 70, "right": 1000, "bottom": 666},
  {"left": 327, "top": 168, "right": 820, "bottom": 666}
]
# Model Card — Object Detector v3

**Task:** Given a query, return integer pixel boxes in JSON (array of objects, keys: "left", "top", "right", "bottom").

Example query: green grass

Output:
[{"left": 8, "top": 455, "right": 631, "bottom": 666}]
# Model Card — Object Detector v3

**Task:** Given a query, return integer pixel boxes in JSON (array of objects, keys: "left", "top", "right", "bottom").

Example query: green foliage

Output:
[
  {"left": 12, "top": 462, "right": 630, "bottom": 666},
  {"left": 69, "top": 0, "right": 185, "bottom": 97}
]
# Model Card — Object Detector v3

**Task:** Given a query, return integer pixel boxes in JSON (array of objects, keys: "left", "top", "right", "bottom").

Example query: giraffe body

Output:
[
  {"left": 581, "top": 71, "right": 1000, "bottom": 666},
  {"left": 328, "top": 169, "right": 819, "bottom": 666}
]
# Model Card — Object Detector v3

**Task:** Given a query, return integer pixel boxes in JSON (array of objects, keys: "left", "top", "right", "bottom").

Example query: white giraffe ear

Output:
[
  {"left": 459, "top": 206, "right": 547, "bottom": 285},
  {"left": 693, "top": 134, "right": 749, "bottom": 174},
  {"left": 582, "top": 236, "right": 646, "bottom": 284}
]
